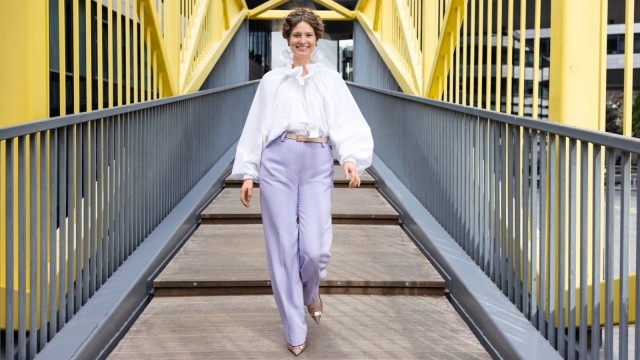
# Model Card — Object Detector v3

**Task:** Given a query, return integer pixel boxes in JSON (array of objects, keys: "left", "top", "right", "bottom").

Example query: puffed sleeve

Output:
[
  {"left": 324, "top": 72, "right": 374, "bottom": 174},
  {"left": 231, "top": 78, "right": 274, "bottom": 180}
]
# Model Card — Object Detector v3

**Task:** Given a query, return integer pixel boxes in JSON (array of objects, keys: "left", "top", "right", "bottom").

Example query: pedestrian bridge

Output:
[
  {"left": 3, "top": 80, "right": 638, "bottom": 360},
  {"left": 1, "top": 1, "right": 640, "bottom": 359}
]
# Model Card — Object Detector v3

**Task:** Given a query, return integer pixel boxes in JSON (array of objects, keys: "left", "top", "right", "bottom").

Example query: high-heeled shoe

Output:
[
  {"left": 307, "top": 295, "right": 323, "bottom": 324},
  {"left": 287, "top": 343, "right": 306, "bottom": 356}
]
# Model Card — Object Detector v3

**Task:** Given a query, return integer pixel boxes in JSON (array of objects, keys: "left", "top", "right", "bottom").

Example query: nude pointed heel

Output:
[
  {"left": 307, "top": 295, "right": 323, "bottom": 324},
  {"left": 288, "top": 343, "right": 306, "bottom": 356}
]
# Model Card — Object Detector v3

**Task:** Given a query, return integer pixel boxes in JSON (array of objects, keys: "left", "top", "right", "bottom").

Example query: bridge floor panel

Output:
[
  {"left": 108, "top": 295, "right": 490, "bottom": 359},
  {"left": 200, "top": 188, "right": 400, "bottom": 225},
  {"left": 154, "top": 224, "right": 444, "bottom": 296}
]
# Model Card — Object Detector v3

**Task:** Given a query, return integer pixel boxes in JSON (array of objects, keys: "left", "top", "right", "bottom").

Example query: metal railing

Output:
[
  {"left": 350, "top": 83, "right": 640, "bottom": 359},
  {"left": 0, "top": 81, "right": 258, "bottom": 359}
]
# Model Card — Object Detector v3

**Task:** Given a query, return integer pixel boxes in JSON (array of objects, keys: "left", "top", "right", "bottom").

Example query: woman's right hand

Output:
[{"left": 240, "top": 179, "right": 254, "bottom": 208}]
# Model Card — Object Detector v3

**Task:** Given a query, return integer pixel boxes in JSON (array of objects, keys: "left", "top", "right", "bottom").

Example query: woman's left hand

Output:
[{"left": 343, "top": 161, "right": 361, "bottom": 188}]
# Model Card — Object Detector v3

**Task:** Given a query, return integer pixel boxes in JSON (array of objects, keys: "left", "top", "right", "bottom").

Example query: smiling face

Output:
[{"left": 288, "top": 21, "right": 316, "bottom": 59}]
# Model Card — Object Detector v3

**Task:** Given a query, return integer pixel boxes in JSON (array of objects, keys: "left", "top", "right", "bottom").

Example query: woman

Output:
[{"left": 232, "top": 8, "right": 373, "bottom": 356}]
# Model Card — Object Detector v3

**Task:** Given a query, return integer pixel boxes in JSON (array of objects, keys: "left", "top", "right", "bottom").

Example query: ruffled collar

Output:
[{"left": 278, "top": 48, "right": 324, "bottom": 85}]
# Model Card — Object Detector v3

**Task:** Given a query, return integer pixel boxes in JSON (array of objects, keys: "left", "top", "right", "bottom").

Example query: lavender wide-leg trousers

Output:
[{"left": 259, "top": 134, "right": 334, "bottom": 346}]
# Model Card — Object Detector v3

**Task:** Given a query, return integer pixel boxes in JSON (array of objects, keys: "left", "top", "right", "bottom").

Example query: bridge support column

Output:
[
  {"left": 549, "top": 0, "right": 605, "bottom": 131},
  {"left": 0, "top": 1, "right": 49, "bottom": 125},
  {"left": 548, "top": 0, "right": 607, "bottom": 338}
]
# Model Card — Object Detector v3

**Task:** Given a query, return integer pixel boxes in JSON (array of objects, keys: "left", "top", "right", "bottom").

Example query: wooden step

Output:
[
  {"left": 200, "top": 188, "right": 399, "bottom": 225},
  {"left": 108, "top": 295, "right": 490, "bottom": 359},
  {"left": 153, "top": 225, "right": 444, "bottom": 296},
  {"left": 224, "top": 165, "right": 377, "bottom": 188}
]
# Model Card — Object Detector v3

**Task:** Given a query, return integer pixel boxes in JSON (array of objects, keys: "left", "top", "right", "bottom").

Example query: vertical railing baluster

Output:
[
  {"left": 530, "top": 129, "right": 539, "bottom": 326},
  {"left": 67, "top": 125, "right": 75, "bottom": 320},
  {"left": 511, "top": 125, "right": 519, "bottom": 307},
  {"left": 591, "top": 145, "right": 602, "bottom": 360},
  {"left": 136, "top": 111, "right": 142, "bottom": 248},
  {"left": 97, "top": 118, "right": 105, "bottom": 288},
  {"left": 493, "top": 122, "right": 500, "bottom": 285},
  {"left": 480, "top": 119, "right": 487, "bottom": 273},
  {"left": 508, "top": 125, "right": 515, "bottom": 304},
  {"left": 108, "top": 117, "right": 115, "bottom": 276},
  {"left": 58, "top": 127, "right": 67, "bottom": 328},
  {"left": 49, "top": 129, "right": 58, "bottom": 337},
  {"left": 547, "top": 134, "right": 557, "bottom": 347},
  {"left": 605, "top": 148, "right": 616, "bottom": 359},
  {"left": 501, "top": 124, "right": 508, "bottom": 296},
  {"left": 82, "top": 122, "right": 90, "bottom": 305},
  {"left": 114, "top": 116, "right": 120, "bottom": 269},
  {"left": 579, "top": 141, "right": 589, "bottom": 358},
  {"left": 558, "top": 136, "right": 567, "bottom": 357},
  {"left": 18, "top": 136, "right": 27, "bottom": 359},
  {"left": 538, "top": 132, "right": 547, "bottom": 336},
  {"left": 39, "top": 131, "right": 48, "bottom": 351},
  {"left": 536, "top": 132, "right": 551, "bottom": 336},
  {"left": 75, "top": 122, "right": 83, "bottom": 313},
  {"left": 568, "top": 138, "right": 577, "bottom": 359},
  {"left": 124, "top": 115, "right": 130, "bottom": 259},
  {"left": 520, "top": 127, "right": 528, "bottom": 313},
  {"left": 619, "top": 151, "right": 631, "bottom": 360},
  {"left": 90, "top": 121, "right": 97, "bottom": 297},
  {"left": 29, "top": 134, "right": 38, "bottom": 358},
  {"left": 6, "top": 138, "right": 15, "bottom": 359}
]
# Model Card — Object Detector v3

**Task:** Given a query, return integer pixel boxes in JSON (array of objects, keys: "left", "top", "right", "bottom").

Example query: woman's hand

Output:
[
  {"left": 343, "top": 161, "right": 361, "bottom": 188},
  {"left": 240, "top": 179, "right": 254, "bottom": 208}
]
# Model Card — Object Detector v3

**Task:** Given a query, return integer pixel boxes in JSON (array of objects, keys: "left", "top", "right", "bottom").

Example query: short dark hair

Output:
[{"left": 281, "top": 8, "right": 324, "bottom": 41}]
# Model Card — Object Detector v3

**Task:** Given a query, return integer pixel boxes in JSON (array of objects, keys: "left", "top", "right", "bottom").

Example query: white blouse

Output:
[{"left": 231, "top": 48, "right": 374, "bottom": 181}]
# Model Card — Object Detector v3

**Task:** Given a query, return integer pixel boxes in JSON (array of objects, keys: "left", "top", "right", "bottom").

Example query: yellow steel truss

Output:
[{"left": 180, "top": 0, "right": 248, "bottom": 93}]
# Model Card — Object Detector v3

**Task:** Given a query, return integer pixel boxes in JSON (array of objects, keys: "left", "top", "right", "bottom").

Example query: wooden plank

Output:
[
  {"left": 224, "top": 165, "right": 377, "bottom": 188},
  {"left": 108, "top": 295, "right": 490, "bottom": 359},
  {"left": 200, "top": 188, "right": 399, "bottom": 225},
  {"left": 154, "top": 225, "right": 444, "bottom": 296}
]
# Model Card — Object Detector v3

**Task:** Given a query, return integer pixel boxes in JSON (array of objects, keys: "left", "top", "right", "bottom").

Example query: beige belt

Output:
[{"left": 284, "top": 133, "right": 328, "bottom": 143}]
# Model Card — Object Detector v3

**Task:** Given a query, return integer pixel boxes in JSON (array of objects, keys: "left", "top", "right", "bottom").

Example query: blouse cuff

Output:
[
  {"left": 243, "top": 175, "right": 254, "bottom": 181},
  {"left": 341, "top": 158, "right": 357, "bottom": 167}
]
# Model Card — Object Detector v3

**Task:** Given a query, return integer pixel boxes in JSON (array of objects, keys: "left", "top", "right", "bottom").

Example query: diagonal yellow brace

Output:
[
  {"left": 248, "top": 0, "right": 289, "bottom": 17},
  {"left": 314, "top": 0, "right": 354, "bottom": 19},
  {"left": 181, "top": 2, "right": 248, "bottom": 93},
  {"left": 426, "top": 0, "right": 466, "bottom": 100},
  {"left": 179, "top": 0, "right": 210, "bottom": 92},
  {"left": 137, "top": 0, "right": 176, "bottom": 96},
  {"left": 250, "top": 9, "right": 353, "bottom": 21}
]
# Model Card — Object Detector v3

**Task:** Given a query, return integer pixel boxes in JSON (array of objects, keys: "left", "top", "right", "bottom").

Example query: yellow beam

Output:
[
  {"left": 393, "top": 0, "right": 421, "bottom": 92},
  {"left": 137, "top": 0, "right": 176, "bottom": 96},
  {"left": 422, "top": 0, "right": 438, "bottom": 98},
  {"left": 426, "top": 0, "right": 466, "bottom": 99},
  {"left": 562, "top": 275, "right": 637, "bottom": 327},
  {"left": 313, "top": 0, "right": 354, "bottom": 19},
  {"left": 0, "top": 1, "right": 49, "bottom": 125},
  {"left": 250, "top": 9, "right": 354, "bottom": 21},
  {"left": 354, "top": 11, "right": 420, "bottom": 94},
  {"left": 179, "top": 0, "right": 210, "bottom": 92},
  {"left": 181, "top": 4, "right": 248, "bottom": 93},
  {"left": 248, "top": 0, "right": 289, "bottom": 18}
]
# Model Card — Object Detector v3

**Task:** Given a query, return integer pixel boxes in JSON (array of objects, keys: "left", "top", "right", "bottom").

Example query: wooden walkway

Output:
[{"left": 109, "top": 169, "right": 490, "bottom": 359}]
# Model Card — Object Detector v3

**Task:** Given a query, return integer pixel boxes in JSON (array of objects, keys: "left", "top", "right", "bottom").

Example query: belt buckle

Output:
[{"left": 295, "top": 134, "right": 308, "bottom": 142}]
